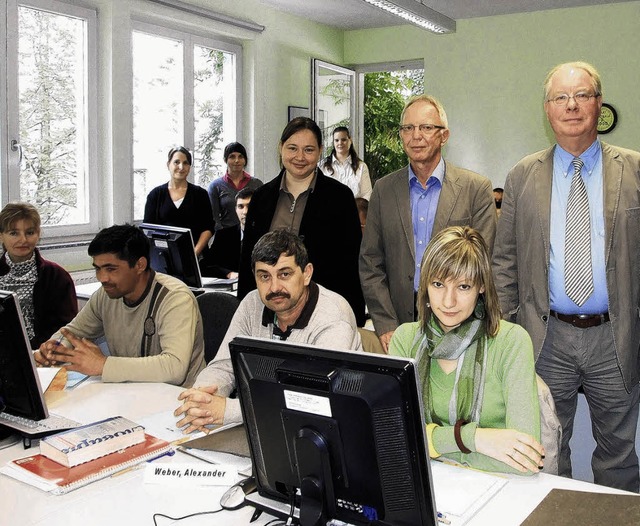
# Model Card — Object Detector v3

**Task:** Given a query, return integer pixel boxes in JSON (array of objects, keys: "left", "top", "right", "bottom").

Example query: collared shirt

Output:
[
  {"left": 319, "top": 155, "right": 372, "bottom": 200},
  {"left": 549, "top": 140, "right": 608, "bottom": 314},
  {"left": 223, "top": 171, "right": 251, "bottom": 191},
  {"left": 410, "top": 157, "right": 445, "bottom": 291},
  {"left": 261, "top": 281, "right": 320, "bottom": 340},
  {"left": 270, "top": 170, "right": 317, "bottom": 234}
]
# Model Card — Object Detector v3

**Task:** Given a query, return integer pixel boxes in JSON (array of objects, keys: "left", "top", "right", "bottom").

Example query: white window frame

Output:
[
  {"left": 311, "top": 59, "right": 356, "bottom": 149},
  {"left": 355, "top": 59, "right": 424, "bottom": 153},
  {"left": 2, "top": 0, "right": 98, "bottom": 239},
  {"left": 131, "top": 19, "right": 242, "bottom": 205}
]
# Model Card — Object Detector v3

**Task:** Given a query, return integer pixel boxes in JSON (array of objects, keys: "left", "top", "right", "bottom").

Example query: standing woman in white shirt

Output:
[{"left": 320, "top": 127, "right": 372, "bottom": 200}]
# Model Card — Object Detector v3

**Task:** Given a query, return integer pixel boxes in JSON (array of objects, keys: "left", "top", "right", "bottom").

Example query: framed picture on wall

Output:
[{"left": 288, "top": 106, "right": 309, "bottom": 121}]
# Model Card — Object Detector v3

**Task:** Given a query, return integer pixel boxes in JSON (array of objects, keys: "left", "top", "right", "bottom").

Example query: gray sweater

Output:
[{"left": 195, "top": 282, "right": 362, "bottom": 422}]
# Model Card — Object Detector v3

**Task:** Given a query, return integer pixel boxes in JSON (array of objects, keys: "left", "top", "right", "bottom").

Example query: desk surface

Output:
[{"left": 0, "top": 382, "right": 629, "bottom": 526}]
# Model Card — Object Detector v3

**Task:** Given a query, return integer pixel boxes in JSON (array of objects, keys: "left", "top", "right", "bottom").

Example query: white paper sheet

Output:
[{"left": 430, "top": 460, "right": 508, "bottom": 525}]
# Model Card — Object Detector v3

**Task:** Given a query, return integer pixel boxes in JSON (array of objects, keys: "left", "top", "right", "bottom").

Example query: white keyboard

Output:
[{"left": 0, "top": 411, "right": 80, "bottom": 437}]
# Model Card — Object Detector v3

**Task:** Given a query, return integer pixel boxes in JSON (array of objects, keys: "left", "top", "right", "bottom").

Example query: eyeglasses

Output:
[
  {"left": 399, "top": 123, "right": 446, "bottom": 135},
  {"left": 546, "top": 92, "right": 600, "bottom": 106}
]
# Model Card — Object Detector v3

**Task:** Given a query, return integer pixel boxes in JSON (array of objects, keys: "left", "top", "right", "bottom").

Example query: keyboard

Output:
[{"left": 0, "top": 411, "right": 80, "bottom": 438}]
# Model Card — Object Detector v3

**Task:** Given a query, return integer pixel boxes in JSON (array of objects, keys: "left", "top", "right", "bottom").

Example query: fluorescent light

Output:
[{"left": 362, "top": 0, "right": 455, "bottom": 34}]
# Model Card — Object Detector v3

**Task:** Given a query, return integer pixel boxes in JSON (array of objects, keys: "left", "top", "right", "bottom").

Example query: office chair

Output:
[{"left": 196, "top": 292, "right": 240, "bottom": 363}]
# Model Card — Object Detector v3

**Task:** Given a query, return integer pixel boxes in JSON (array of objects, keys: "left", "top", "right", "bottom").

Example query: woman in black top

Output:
[
  {"left": 144, "top": 146, "right": 214, "bottom": 257},
  {"left": 238, "top": 118, "right": 366, "bottom": 326}
]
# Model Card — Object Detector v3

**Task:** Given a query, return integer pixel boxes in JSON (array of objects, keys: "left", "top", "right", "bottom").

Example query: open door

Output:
[{"left": 311, "top": 59, "right": 356, "bottom": 152}]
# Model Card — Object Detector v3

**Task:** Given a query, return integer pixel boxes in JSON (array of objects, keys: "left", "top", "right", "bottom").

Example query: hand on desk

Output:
[
  {"left": 174, "top": 385, "right": 226, "bottom": 434},
  {"left": 36, "top": 328, "right": 106, "bottom": 376},
  {"left": 475, "top": 428, "right": 545, "bottom": 474}
]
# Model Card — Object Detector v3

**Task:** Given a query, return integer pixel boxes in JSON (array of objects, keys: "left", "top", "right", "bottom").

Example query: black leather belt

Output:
[{"left": 549, "top": 310, "right": 610, "bottom": 329}]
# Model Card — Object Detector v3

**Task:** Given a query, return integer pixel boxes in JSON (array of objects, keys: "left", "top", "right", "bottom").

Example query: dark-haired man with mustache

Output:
[{"left": 175, "top": 229, "right": 362, "bottom": 428}]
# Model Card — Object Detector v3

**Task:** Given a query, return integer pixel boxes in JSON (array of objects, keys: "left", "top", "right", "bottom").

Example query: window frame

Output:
[
  {"left": 3, "top": 0, "right": 98, "bottom": 240},
  {"left": 131, "top": 19, "right": 242, "bottom": 220}
]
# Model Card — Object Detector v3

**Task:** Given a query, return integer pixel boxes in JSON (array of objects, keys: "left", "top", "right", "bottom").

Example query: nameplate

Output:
[{"left": 143, "top": 462, "right": 237, "bottom": 486}]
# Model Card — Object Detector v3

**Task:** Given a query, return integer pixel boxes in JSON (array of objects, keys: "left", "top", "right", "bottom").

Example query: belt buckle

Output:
[{"left": 576, "top": 314, "right": 591, "bottom": 320}]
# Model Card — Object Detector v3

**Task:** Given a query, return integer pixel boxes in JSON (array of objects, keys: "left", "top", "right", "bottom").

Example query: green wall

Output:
[
  {"left": 237, "top": 1, "right": 345, "bottom": 179},
  {"left": 344, "top": 2, "right": 640, "bottom": 185}
]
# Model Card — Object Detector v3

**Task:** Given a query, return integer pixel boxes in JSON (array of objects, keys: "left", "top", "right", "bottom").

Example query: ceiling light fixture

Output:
[{"left": 362, "top": 0, "right": 455, "bottom": 34}]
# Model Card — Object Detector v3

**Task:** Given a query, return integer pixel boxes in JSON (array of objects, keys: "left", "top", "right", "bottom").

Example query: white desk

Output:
[{"left": 0, "top": 382, "right": 629, "bottom": 526}]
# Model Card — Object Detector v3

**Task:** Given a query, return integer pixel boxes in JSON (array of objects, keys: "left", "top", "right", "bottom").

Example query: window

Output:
[
  {"left": 2, "top": 0, "right": 97, "bottom": 233},
  {"left": 132, "top": 22, "right": 240, "bottom": 220},
  {"left": 357, "top": 61, "right": 424, "bottom": 183},
  {"left": 312, "top": 59, "right": 355, "bottom": 152}
]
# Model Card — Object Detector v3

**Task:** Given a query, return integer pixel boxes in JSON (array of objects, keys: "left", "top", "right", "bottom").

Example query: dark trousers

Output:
[{"left": 536, "top": 317, "right": 640, "bottom": 492}]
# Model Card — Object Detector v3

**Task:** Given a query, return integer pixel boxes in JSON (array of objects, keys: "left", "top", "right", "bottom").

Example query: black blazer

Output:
[{"left": 238, "top": 169, "right": 366, "bottom": 326}]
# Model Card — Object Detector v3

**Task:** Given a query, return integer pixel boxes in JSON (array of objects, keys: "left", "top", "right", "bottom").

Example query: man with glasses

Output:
[
  {"left": 360, "top": 94, "right": 495, "bottom": 352},
  {"left": 492, "top": 62, "right": 640, "bottom": 491}
]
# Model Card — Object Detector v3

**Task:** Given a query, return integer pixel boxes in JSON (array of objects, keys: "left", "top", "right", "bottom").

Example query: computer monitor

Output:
[
  {"left": 0, "top": 290, "right": 48, "bottom": 421},
  {"left": 139, "top": 223, "right": 202, "bottom": 288},
  {"left": 229, "top": 336, "right": 437, "bottom": 526}
]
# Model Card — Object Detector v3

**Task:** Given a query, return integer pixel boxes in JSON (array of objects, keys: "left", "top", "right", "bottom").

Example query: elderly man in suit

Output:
[
  {"left": 359, "top": 94, "right": 496, "bottom": 352},
  {"left": 492, "top": 61, "right": 640, "bottom": 492}
]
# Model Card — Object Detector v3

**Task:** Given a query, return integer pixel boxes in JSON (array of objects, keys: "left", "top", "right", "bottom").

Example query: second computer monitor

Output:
[
  {"left": 139, "top": 223, "right": 202, "bottom": 289},
  {"left": 230, "top": 336, "right": 437, "bottom": 526}
]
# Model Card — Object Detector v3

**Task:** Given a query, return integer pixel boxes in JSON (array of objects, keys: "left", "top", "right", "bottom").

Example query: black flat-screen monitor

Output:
[
  {"left": 0, "top": 290, "right": 48, "bottom": 421},
  {"left": 229, "top": 336, "right": 437, "bottom": 526},
  {"left": 139, "top": 223, "right": 202, "bottom": 288}
]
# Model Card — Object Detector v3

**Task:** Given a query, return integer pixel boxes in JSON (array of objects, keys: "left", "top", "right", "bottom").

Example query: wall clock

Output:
[{"left": 597, "top": 103, "right": 617, "bottom": 134}]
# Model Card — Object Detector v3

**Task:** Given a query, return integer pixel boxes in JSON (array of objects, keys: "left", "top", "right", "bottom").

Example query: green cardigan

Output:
[{"left": 389, "top": 319, "right": 540, "bottom": 474}]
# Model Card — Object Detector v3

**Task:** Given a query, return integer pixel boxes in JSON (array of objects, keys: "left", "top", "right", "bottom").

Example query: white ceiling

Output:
[{"left": 258, "top": 0, "right": 636, "bottom": 31}]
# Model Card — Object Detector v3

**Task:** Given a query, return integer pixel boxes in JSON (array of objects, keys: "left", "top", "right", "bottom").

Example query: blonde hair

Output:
[
  {"left": 544, "top": 61, "right": 603, "bottom": 100},
  {"left": 400, "top": 94, "right": 449, "bottom": 129},
  {"left": 0, "top": 202, "right": 41, "bottom": 233},
  {"left": 417, "top": 226, "right": 501, "bottom": 337}
]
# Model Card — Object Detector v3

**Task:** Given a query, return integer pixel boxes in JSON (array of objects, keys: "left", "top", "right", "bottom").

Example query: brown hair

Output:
[
  {"left": 0, "top": 202, "right": 41, "bottom": 234},
  {"left": 417, "top": 226, "right": 501, "bottom": 337}
]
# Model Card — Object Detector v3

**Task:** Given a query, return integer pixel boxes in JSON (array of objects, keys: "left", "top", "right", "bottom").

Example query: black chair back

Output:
[{"left": 196, "top": 292, "right": 240, "bottom": 363}]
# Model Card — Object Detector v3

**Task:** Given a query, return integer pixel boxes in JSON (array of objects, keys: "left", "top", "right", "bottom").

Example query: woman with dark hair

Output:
[
  {"left": 320, "top": 126, "right": 372, "bottom": 200},
  {"left": 144, "top": 146, "right": 214, "bottom": 256},
  {"left": 207, "top": 142, "right": 262, "bottom": 231},
  {"left": 0, "top": 202, "right": 77, "bottom": 348},
  {"left": 389, "top": 226, "right": 544, "bottom": 474},
  {"left": 237, "top": 117, "right": 366, "bottom": 326}
]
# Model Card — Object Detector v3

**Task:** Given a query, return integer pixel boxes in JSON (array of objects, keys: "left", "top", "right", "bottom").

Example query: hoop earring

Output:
[{"left": 474, "top": 294, "right": 486, "bottom": 319}]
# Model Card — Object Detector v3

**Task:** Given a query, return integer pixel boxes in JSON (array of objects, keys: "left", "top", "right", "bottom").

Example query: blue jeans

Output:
[{"left": 536, "top": 316, "right": 640, "bottom": 492}]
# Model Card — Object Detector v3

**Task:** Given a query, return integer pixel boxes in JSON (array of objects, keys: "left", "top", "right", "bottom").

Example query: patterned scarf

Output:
[
  {"left": 0, "top": 252, "right": 37, "bottom": 340},
  {"left": 412, "top": 303, "right": 488, "bottom": 426}
]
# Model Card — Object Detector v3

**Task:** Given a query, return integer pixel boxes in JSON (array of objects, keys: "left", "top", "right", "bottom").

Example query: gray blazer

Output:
[
  {"left": 359, "top": 161, "right": 496, "bottom": 336},
  {"left": 492, "top": 142, "right": 640, "bottom": 389}
]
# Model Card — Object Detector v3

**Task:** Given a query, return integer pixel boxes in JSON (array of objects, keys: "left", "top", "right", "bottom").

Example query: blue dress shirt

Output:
[
  {"left": 410, "top": 158, "right": 445, "bottom": 291},
  {"left": 549, "top": 140, "right": 609, "bottom": 314}
]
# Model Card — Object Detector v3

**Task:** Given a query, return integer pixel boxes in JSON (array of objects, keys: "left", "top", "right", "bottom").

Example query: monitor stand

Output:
[
  {"left": 245, "top": 493, "right": 365, "bottom": 526},
  {"left": 245, "top": 492, "right": 300, "bottom": 521}
]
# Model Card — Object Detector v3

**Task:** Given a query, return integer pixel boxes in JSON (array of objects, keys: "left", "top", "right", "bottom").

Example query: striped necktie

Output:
[{"left": 564, "top": 157, "right": 593, "bottom": 307}]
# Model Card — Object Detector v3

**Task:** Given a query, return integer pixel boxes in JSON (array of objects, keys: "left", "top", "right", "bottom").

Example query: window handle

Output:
[{"left": 11, "top": 139, "right": 23, "bottom": 165}]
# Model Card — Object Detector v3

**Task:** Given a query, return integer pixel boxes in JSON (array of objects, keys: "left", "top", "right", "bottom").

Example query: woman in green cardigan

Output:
[{"left": 389, "top": 226, "right": 545, "bottom": 475}]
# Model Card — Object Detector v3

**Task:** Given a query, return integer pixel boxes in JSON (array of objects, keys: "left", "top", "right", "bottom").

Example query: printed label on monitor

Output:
[
  {"left": 154, "top": 240, "right": 169, "bottom": 248},
  {"left": 283, "top": 390, "right": 332, "bottom": 417}
]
